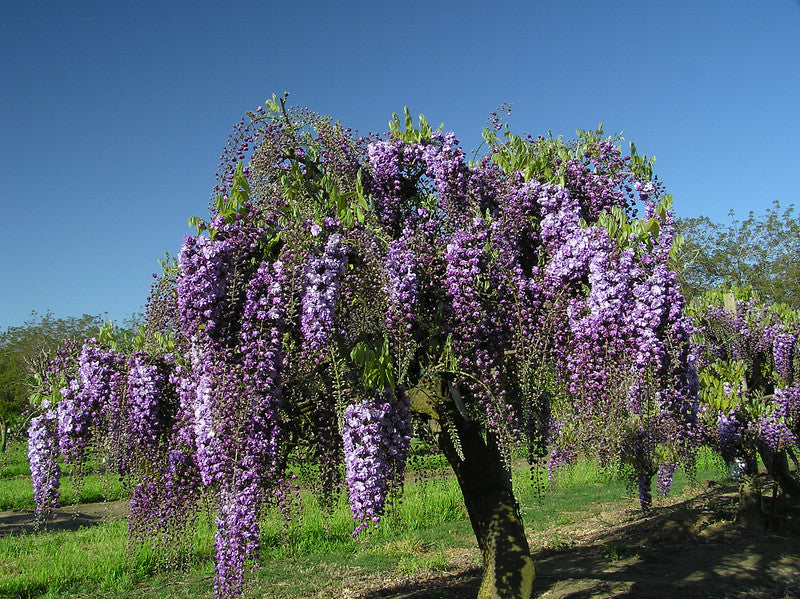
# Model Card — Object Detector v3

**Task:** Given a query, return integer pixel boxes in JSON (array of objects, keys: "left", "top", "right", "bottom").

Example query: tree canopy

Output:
[
  {"left": 675, "top": 202, "right": 800, "bottom": 308},
  {"left": 26, "top": 97, "right": 700, "bottom": 599}
]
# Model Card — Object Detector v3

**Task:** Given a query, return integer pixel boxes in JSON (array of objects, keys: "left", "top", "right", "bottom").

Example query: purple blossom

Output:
[
  {"left": 126, "top": 352, "right": 168, "bottom": 464},
  {"left": 751, "top": 408, "right": 797, "bottom": 452},
  {"left": 177, "top": 235, "right": 235, "bottom": 344},
  {"left": 383, "top": 236, "right": 418, "bottom": 337},
  {"left": 27, "top": 407, "right": 61, "bottom": 518},
  {"left": 301, "top": 233, "right": 347, "bottom": 355},
  {"left": 656, "top": 463, "right": 676, "bottom": 496},
  {"left": 343, "top": 389, "right": 411, "bottom": 535},
  {"left": 773, "top": 332, "right": 795, "bottom": 383}
]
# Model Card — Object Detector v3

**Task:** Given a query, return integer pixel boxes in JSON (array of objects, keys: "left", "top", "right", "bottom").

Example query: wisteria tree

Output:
[
  {"left": 27, "top": 96, "right": 700, "bottom": 599},
  {"left": 689, "top": 288, "right": 800, "bottom": 527}
]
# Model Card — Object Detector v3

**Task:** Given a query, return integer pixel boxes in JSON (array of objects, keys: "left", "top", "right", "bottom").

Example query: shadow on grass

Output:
[
  {"left": 0, "top": 499, "right": 128, "bottom": 536},
  {"left": 359, "top": 482, "right": 800, "bottom": 599}
]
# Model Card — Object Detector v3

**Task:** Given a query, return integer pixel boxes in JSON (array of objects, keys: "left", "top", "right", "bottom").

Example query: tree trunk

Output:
[
  {"left": 760, "top": 447, "right": 800, "bottom": 502},
  {"left": 736, "top": 452, "right": 766, "bottom": 530},
  {"left": 409, "top": 379, "right": 535, "bottom": 599}
]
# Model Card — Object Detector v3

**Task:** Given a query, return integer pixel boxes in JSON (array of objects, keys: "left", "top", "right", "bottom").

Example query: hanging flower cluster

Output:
[
  {"left": 342, "top": 389, "right": 411, "bottom": 535},
  {"left": 383, "top": 236, "right": 418, "bottom": 338},
  {"left": 27, "top": 407, "right": 60, "bottom": 518},
  {"left": 301, "top": 233, "right": 348, "bottom": 356}
]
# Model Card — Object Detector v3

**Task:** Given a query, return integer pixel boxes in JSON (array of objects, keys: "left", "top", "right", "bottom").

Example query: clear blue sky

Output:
[{"left": 2, "top": 1, "right": 799, "bottom": 330}]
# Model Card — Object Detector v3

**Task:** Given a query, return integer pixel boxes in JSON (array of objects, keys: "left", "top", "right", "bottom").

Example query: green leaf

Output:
[
  {"left": 265, "top": 93, "right": 280, "bottom": 113},
  {"left": 645, "top": 218, "right": 661, "bottom": 239},
  {"left": 188, "top": 216, "right": 204, "bottom": 233},
  {"left": 350, "top": 338, "right": 395, "bottom": 391}
]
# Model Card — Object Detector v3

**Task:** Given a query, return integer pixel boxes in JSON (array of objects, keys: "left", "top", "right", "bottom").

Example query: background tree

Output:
[
  {"left": 675, "top": 202, "right": 800, "bottom": 308},
  {"left": 0, "top": 340, "right": 27, "bottom": 453},
  {"left": 27, "top": 98, "right": 700, "bottom": 599}
]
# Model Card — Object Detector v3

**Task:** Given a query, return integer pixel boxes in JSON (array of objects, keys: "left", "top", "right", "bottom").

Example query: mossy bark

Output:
[
  {"left": 736, "top": 452, "right": 766, "bottom": 530},
  {"left": 760, "top": 447, "right": 800, "bottom": 502},
  {"left": 409, "top": 379, "right": 535, "bottom": 599}
]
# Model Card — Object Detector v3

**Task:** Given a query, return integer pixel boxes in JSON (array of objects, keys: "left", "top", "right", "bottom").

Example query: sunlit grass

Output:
[
  {"left": 0, "top": 457, "right": 469, "bottom": 598},
  {"left": 0, "top": 470, "right": 127, "bottom": 511},
  {"left": 0, "top": 441, "right": 30, "bottom": 479},
  {"left": 0, "top": 442, "right": 730, "bottom": 598},
  {"left": 1, "top": 441, "right": 128, "bottom": 511}
]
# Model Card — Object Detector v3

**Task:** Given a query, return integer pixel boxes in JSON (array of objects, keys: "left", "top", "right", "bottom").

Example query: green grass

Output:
[
  {"left": 511, "top": 446, "right": 728, "bottom": 538},
  {"left": 2, "top": 520, "right": 165, "bottom": 597},
  {"left": 1, "top": 442, "right": 30, "bottom": 479},
  {"left": 0, "top": 473, "right": 127, "bottom": 512},
  {"left": 0, "top": 443, "right": 729, "bottom": 598},
  {"left": 0, "top": 449, "right": 470, "bottom": 598}
]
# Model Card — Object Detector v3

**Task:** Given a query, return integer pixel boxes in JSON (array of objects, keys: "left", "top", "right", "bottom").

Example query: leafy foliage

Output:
[{"left": 675, "top": 201, "right": 800, "bottom": 308}]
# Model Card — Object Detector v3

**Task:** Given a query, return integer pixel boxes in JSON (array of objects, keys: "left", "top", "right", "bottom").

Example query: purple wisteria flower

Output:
[
  {"left": 301, "top": 233, "right": 348, "bottom": 355},
  {"left": 27, "top": 406, "right": 61, "bottom": 519},
  {"left": 343, "top": 389, "right": 411, "bottom": 535},
  {"left": 383, "top": 236, "right": 418, "bottom": 339},
  {"left": 55, "top": 376, "right": 85, "bottom": 464},
  {"left": 55, "top": 340, "right": 126, "bottom": 470},
  {"left": 773, "top": 332, "right": 796, "bottom": 383},
  {"left": 751, "top": 405, "right": 797, "bottom": 452},
  {"left": 177, "top": 234, "right": 235, "bottom": 344},
  {"left": 126, "top": 352, "right": 167, "bottom": 464},
  {"left": 717, "top": 411, "right": 743, "bottom": 462}
]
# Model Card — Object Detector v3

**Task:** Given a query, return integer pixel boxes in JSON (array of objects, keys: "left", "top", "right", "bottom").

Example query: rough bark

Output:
[
  {"left": 408, "top": 377, "right": 535, "bottom": 599},
  {"left": 736, "top": 452, "right": 766, "bottom": 530},
  {"left": 760, "top": 447, "right": 800, "bottom": 502}
]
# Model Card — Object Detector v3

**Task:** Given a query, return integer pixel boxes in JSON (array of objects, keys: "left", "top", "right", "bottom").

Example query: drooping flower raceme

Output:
[
  {"left": 342, "top": 389, "right": 411, "bottom": 536},
  {"left": 383, "top": 236, "right": 419, "bottom": 352},
  {"left": 716, "top": 411, "right": 744, "bottom": 462},
  {"left": 195, "top": 258, "right": 287, "bottom": 597},
  {"left": 125, "top": 352, "right": 168, "bottom": 467},
  {"left": 773, "top": 332, "right": 796, "bottom": 383},
  {"left": 27, "top": 406, "right": 61, "bottom": 518},
  {"left": 301, "top": 233, "right": 348, "bottom": 356},
  {"left": 55, "top": 376, "right": 85, "bottom": 465},
  {"left": 56, "top": 340, "right": 126, "bottom": 470},
  {"left": 177, "top": 234, "right": 235, "bottom": 344}
]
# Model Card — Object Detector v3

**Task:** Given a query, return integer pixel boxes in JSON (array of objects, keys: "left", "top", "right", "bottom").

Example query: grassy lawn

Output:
[{"left": 0, "top": 442, "right": 728, "bottom": 598}]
